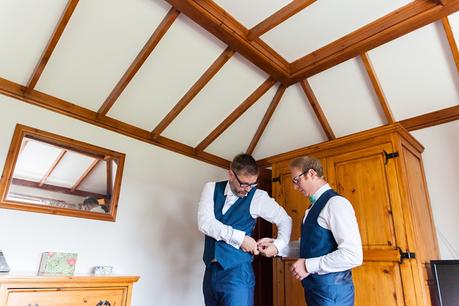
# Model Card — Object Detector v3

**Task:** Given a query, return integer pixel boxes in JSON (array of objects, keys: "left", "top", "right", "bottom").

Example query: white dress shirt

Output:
[
  {"left": 303, "top": 184, "right": 363, "bottom": 275},
  {"left": 198, "top": 181, "right": 292, "bottom": 252}
]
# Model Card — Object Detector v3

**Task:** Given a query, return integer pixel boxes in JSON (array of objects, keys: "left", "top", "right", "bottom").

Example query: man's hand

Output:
[
  {"left": 257, "top": 238, "right": 278, "bottom": 257},
  {"left": 241, "top": 236, "right": 259, "bottom": 255},
  {"left": 290, "top": 258, "right": 309, "bottom": 280}
]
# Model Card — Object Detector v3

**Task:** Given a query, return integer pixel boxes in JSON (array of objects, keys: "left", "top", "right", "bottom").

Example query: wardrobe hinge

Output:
[
  {"left": 272, "top": 176, "right": 281, "bottom": 183},
  {"left": 383, "top": 150, "right": 399, "bottom": 164},
  {"left": 398, "top": 247, "right": 416, "bottom": 262}
]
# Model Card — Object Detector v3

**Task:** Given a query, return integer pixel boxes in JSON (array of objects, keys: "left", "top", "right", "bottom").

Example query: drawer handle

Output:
[{"left": 96, "top": 300, "right": 111, "bottom": 306}]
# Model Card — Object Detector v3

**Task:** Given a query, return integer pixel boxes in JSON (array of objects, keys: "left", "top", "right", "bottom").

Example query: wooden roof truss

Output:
[{"left": 1, "top": 0, "right": 458, "bottom": 169}]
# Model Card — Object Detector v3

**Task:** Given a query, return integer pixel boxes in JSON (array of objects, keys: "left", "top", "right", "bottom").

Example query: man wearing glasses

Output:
[
  {"left": 198, "top": 153, "right": 292, "bottom": 306},
  {"left": 289, "top": 156, "right": 362, "bottom": 306}
]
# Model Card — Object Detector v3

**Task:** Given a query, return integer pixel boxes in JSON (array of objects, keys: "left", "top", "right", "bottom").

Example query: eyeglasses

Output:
[
  {"left": 232, "top": 170, "right": 258, "bottom": 189},
  {"left": 292, "top": 170, "right": 308, "bottom": 185}
]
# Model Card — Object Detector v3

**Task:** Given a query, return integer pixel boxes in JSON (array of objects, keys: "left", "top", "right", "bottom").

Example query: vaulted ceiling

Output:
[{"left": 1, "top": 0, "right": 458, "bottom": 169}]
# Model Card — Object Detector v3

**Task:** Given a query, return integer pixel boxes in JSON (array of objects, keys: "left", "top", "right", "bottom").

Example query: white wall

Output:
[
  {"left": 0, "top": 95, "right": 226, "bottom": 306},
  {"left": 412, "top": 120, "right": 459, "bottom": 259}
]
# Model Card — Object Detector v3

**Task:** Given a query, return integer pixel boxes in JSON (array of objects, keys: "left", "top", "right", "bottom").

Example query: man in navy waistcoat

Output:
[
  {"left": 198, "top": 153, "right": 292, "bottom": 306},
  {"left": 289, "top": 156, "right": 363, "bottom": 306}
]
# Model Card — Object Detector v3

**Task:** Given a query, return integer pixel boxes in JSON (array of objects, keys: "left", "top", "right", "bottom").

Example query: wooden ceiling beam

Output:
[
  {"left": 165, "top": 0, "right": 290, "bottom": 84},
  {"left": 289, "top": 0, "right": 459, "bottom": 84},
  {"left": 360, "top": 52, "right": 395, "bottom": 124},
  {"left": 106, "top": 159, "right": 113, "bottom": 197},
  {"left": 151, "top": 47, "right": 235, "bottom": 139},
  {"left": 12, "top": 178, "right": 107, "bottom": 199},
  {"left": 246, "top": 84, "right": 286, "bottom": 155},
  {"left": 25, "top": 0, "right": 79, "bottom": 93},
  {"left": 71, "top": 159, "right": 100, "bottom": 192},
  {"left": 39, "top": 149, "right": 67, "bottom": 187},
  {"left": 299, "top": 79, "right": 335, "bottom": 140},
  {"left": 98, "top": 8, "right": 179, "bottom": 115},
  {"left": 400, "top": 104, "right": 459, "bottom": 131},
  {"left": 441, "top": 17, "right": 459, "bottom": 73},
  {"left": 0, "top": 77, "right": 230, "bottom": 169},
  {"left": 248, "top": 0, "right": 316, "bottom": 41},
  {"left": 195, "top": 77, "right": 276, "bottom": 152}
]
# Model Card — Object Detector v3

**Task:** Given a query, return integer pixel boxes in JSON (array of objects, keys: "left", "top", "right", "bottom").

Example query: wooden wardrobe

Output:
[{"left": 269, "top": 124, "right": 439, "bottom": 306}]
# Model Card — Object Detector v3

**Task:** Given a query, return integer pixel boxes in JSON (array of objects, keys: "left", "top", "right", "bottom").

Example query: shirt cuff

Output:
[
  {"left": 305, "top": 257, "right": 321, "bottom": 274},
  {"left": 272, "top": 239, "right": 285, "bottom": 255},
  {"left": 229, "top": 229, "right": 246, "bottom": 249}
]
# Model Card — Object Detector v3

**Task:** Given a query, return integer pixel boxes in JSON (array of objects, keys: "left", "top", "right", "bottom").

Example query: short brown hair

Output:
[
  {"left": 231, "top": 153, "right": 258, "bottom": 176},
  {"left": 289, "top": 156, "right": 323, "bottom": 178}
]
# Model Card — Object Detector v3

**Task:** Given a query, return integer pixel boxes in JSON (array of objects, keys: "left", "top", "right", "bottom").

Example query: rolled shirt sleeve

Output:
[
  {"left": 305, "top": 196, "right": 363, "bottom": 274},
  {"left": 250, "top": 190, "right": 292, "bottom": 253}
]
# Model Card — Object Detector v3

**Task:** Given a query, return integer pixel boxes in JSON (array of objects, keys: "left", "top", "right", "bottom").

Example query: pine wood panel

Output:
[
  {"left": 6, "top": 288, "right": 125, "bottom": 306},
  {"left": 353, "top": 262, "right": 405, "bottom": 306},
  {"left": 327, "top": 145, "right": 397, "bottom": 250},
  {"left": 0, "top": 275, "right": 138, "bottom": 306},
  {"left": 401, "top": 145, "right": 438, "bottom": 263},
  {"left": 282, "top": 259, "right": 307, "bottom": 306}
]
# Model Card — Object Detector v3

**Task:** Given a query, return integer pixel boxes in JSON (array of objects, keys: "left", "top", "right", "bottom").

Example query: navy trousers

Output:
[
  {"left": 302, "top": 278, "right": 354, "bottom": 306},
  {"left": 203, "top": 262, "right": 255, "bottom": 306}
]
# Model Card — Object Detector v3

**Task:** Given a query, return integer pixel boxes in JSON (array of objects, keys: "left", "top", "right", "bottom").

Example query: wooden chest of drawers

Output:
[{"left": 0, "top": 275, "right": 139, "bottom": 306}]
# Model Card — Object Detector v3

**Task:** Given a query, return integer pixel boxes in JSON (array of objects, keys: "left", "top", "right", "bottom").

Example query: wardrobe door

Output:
[{"left": 327, "top": 143, "right": 417, "bottom": 306}]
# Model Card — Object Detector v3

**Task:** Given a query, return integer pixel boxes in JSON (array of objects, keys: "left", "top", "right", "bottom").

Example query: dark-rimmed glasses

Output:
[
  {"left": 292, "top": 170, "right": 308, "bottom": 185},
  {"left": 232, "top": 170, "right": 258, "bottom": 188}
]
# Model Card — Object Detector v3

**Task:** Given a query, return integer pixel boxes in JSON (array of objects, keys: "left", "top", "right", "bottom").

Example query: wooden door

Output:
[{"left": 327, "top": 143, "right": 417, "bottom": 306}]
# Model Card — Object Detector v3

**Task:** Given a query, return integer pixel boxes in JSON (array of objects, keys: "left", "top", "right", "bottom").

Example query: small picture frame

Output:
[
  {"left": 0, "top": 251, "right": 10, "bottom": 272},
  {"left": 38, "top": 252, "right": 77, "bottom": 276}
]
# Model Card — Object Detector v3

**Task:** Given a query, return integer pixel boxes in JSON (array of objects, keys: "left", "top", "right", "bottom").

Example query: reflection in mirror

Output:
[{"left": 0, "top": 124, "right": 125, "bottom": 221}]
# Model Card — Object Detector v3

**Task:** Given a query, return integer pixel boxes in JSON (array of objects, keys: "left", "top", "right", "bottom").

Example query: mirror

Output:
[{"left": 0, "top": 124, "right": 125, "bottom": 221}]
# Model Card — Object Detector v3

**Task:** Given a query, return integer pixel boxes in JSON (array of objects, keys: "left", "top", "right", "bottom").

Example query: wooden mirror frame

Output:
[{"left": 0, "top": 124, "right": 125, "bottom": 221}]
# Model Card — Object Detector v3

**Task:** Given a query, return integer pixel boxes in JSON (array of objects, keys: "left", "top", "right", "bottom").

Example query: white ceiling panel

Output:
[
  {"left": 369, "top": 22, "right": 459, "bottom": 121},
  {"left": 253, "top": 83, "right": 326, "bottom": 160},
  {"left": 162, "top": 53, "right": 268, "bottom": 147},
  {"left": 47, "top": 152, "right": 94, "bottom": 188},
  {"left": 206, "top": 85, "right": 278, "bottom": 161},
  {"left": 78, "top": 160, "right": 106, "bottom": 194},
  {"left": 261, "top": 0, "right": 411, "bottom": 62},
  {"left": 308, "top": 57, "right": 386, "bottom": 138},
  {"left": 447, "top": 12, "right": 459, "bottom": 55},
  {"left": 108, "top": 14, "right": 226, "bottom": 130},
  {"left": 0, "top": 0, "right": 67, "bottom": 85},
  {"left": 212, "top": 0, "right": 291, "bottom": 29},
  {"left": 35, "top": 0, "right": 171, "bottom": 111}
]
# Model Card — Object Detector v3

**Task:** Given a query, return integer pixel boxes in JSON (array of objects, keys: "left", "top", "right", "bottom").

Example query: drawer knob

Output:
[{"left": 96, "top": 300, "right": 111, "bottom": 306}]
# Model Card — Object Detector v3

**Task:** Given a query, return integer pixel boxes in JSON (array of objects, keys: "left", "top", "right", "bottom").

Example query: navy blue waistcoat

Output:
[
  {"left": 300, "top": 188, "right": 353, "bottom": 288},
  {"left": 202, "top": 181, "right": 257, "bottom": 270}
]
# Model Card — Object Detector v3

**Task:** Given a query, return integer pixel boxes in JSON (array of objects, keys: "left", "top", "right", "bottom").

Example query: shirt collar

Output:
[
  {"left": 310, "top": 183, "right": 331, "bottom": 204},
  {"left": 224, "top": 181, "right": 235, "bottom": 197}
]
